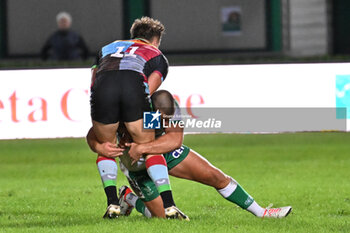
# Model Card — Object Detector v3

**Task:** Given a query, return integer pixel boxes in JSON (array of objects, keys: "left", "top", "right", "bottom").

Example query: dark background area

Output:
[{"left": 0, "top": 0, "right": 349, "bottom": 69}]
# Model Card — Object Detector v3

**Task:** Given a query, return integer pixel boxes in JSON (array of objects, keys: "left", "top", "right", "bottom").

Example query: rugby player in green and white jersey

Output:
[
  {"left": 87, "top": 90, "right": 292, "bottom": 219},
  {"left": 87, "top": 94, "right": 189, "bottom": 219}
]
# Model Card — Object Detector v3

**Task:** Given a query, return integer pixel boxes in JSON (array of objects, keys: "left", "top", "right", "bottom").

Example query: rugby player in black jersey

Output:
[{"left": 90, "top": 17, "right": 177, "bottom": 218}]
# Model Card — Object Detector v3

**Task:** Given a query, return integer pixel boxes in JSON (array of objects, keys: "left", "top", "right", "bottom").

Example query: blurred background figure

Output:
[{"left": 41, "top": 12, "right": 89, "bottom": 61}]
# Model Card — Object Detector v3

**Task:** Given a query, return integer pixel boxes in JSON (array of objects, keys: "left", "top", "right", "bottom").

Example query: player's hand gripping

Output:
[
  {"left": 97, "top": 142, "right": 124, "bottom": 158},
  {"left": 125, "top": 142, "right": 144, "bottom": 164}
]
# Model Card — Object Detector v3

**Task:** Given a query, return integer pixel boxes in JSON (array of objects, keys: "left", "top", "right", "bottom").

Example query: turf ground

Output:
[{"left": 0, "top": 133, "right": 349, "bottom": 233}]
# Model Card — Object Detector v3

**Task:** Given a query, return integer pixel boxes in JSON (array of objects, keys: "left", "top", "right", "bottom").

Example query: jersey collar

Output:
[{"left": 133, "top": 38, "right": 158, "bottom": 49}]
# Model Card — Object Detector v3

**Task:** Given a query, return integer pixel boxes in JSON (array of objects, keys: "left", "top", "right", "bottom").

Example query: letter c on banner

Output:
[
  {"left": 0, "top": 100, "right": 3, "bottom": 122},
  {"left": 61, "top": 89, "right": 89, "bottom": 121},
  {"left": 173, "top": 94, "right": 180, "bottom": 105},
  {"left": 186, "top": 94, "right": 204, "bottom": 118}
]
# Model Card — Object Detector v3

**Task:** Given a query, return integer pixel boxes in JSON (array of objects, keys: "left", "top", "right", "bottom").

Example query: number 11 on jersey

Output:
[{"left": 111, "top": 46, "right": 139, "bottom": 58}]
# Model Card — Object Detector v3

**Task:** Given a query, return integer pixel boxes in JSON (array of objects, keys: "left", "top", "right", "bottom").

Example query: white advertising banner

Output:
[
  {"left": 0, "top": 68, "right": 91, "bottom": 139},
  {"left": 162, "top": 63, "right": 349, "bottom": 108},
  {"left": 0, "top": 63, "right": 349, "bottom": 139}
]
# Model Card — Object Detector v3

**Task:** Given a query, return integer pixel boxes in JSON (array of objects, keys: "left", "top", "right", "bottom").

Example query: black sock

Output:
[
  {"left": 160, "top": 190, "right": 175, "bottom": 208},
  {"left": 104, "top": 186, "right": 119, "bottom": 206}
]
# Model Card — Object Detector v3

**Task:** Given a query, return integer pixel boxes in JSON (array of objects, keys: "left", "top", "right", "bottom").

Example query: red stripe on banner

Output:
[
  {"left": 145, "top": 155, "right": 166, "bottom": 168},
  {"left": 96, "top": 157, "right": 116, "bottom": 164}
]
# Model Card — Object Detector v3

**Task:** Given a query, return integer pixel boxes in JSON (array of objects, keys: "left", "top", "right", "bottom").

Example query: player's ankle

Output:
[{"left": 160, "top": 190, "right": 176, "bottom": 208}]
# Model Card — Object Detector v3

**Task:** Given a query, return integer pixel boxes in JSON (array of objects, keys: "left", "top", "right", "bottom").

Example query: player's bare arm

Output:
[
  {"left": 148, "top": 71, "right": 163, "bottom": 95},
  {"left": 86, "top": 127, "right": 124, "bottom": 158},
  {"left": 126, "top": 123, "right": 183, "bottom": 161}
]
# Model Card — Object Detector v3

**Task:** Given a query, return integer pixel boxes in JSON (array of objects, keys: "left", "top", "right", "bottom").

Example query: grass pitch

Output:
[{"left": 0, "top": 133, "right": 349, "bottom": 233}]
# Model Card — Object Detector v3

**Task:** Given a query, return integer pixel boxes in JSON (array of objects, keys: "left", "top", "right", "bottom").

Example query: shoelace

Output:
[{"left": 262, "top": 203, "right": 274, "bottom": 218}]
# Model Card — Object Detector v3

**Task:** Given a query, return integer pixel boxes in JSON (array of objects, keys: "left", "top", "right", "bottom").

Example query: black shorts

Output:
[{"left": 90, "top": 70, "right": 151, "bottom": 124}]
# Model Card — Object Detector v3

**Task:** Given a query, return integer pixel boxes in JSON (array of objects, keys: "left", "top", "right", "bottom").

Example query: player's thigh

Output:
[
  {"left": 92, "top": 120, "right": 119, "bottom": 143},
  {"left": 124, "top": 120, "right": 155, "bottom": 143},
  {"left": 169, "top": 150, "right": 229, "bottom": 189},
  {"left": 144, "top": 196, "right": 165, "bottom": 218}
]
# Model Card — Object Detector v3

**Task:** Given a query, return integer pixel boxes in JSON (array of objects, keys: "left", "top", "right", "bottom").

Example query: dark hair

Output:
[
  {"left": 130, "top": 17, "right": 165, "bottom": 41},
  {"left": 151, "top": 90, "right": 175, "bottom": 116}
]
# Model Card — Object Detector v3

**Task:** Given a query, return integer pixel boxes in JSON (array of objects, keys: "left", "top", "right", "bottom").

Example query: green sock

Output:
[
  {"left": 218, "top": 178, "right": 266, "bottom": 216},
  {"left": 135, "top": 199, "right": 145, "bottom": 214},
  {"left": 135, "top": 199, "right": 152, "bottom": 218},
  {"left": 226, "top": 184, "right": 254, "bottom": 209},
  {"left": 218, "top": 178, "right": 254, "bottom": 209}
]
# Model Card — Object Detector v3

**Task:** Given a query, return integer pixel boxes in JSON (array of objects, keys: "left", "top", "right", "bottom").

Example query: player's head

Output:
[
  {"left": 56, "top": 12, "right": 72, "bottom": 30},
  {"left": 130, "top": 17, "right": 165, "bottom": 48},
  {"left": 151, "top": 90, "right": 175, "bottom": 119}
]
